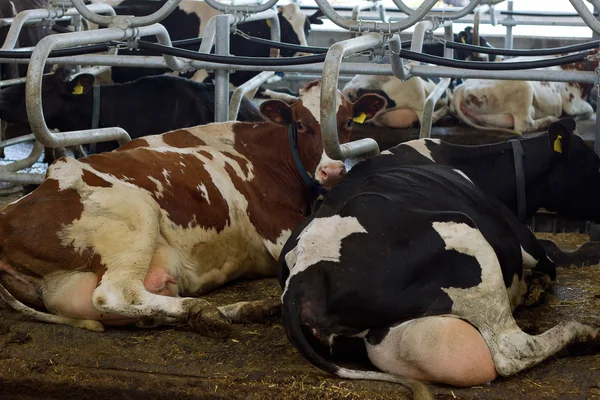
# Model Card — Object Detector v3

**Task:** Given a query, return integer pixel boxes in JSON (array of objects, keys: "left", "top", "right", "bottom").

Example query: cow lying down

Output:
[
  {"left": 0, "top": 81, "right": 386, "bottom": 336},
  {"left": 279, "top": 119, "right": 600, "bottom": 399},
  {"left": 0, "top": 68, "right": 264, "bottom": 163}
]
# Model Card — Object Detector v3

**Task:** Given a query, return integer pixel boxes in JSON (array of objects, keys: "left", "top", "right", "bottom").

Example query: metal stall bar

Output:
[
  {"left": 214, "top": 15, "right": 230, "bottom": 122},
  {"left": 69, "top": 0, "right": 182, "bottom": 27},
  {"left": 25, "top": 25, "right": 187, "bottom": 150},
  {"left": 420, "top": 78, "right": 451, "bottom": 138},
  {"left": 570, "top": 0, "right": 600, "bottom": 35},
  {"left": 0, "top": 141, "right": 45, "bottom": 184},
  {"left": 410, "top": 20, "right": 437, "bottom": 52},
  {"left": 321, "top": 33, "right": 385, "bottom": 161},
  {"left": 391, "top": 0, "right": 482, "bottom": 20},
  {"left": 351, "top": 1, "right": 381, "bottom": 38},
  {"left": 503, "top": 0, "right": 515, "bottom": 51},
  {"left": 314, "top": 0, "right": 438, "bottom": 32},
  {"left": 229, "top": 71, "right": 275, "bottom": 121},
  {"left": 204, "top": 0, "right": 278, "bottom": 13},
  {"left": 472, "top": 5, "right": 490, "bottom": 60},
  {"left": 444, "top": 21, "right": 454, "bottom": 59}
]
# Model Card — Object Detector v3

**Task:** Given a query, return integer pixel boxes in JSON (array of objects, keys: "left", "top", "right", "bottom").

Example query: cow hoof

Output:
[
  {"left": 186, "top": 300, "right": 232, "bottom": 338},
  {"left": 218, "top": 298, "right": 282, "bottom": 324}
]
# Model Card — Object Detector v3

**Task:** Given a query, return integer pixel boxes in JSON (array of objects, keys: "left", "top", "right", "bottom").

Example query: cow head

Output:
[
  {"left": 454, "top": 27, "right": 497, "bottom": 62},
  {"left": 259, "top": 80, "right": 386, "bottom": 188},
  {"left": 542, "top": 118, "right": 600, "bottom": 223},
  {"left": 0, "top": 68, "right": 94, "bottom": 131},
  {"left": 277, "top": 4, "right": 323, "bottom": 57}
]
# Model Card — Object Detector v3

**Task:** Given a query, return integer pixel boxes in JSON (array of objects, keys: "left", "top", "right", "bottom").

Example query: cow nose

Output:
[{"left": 317, "top": 162, "right": 346, "bottom": 187}]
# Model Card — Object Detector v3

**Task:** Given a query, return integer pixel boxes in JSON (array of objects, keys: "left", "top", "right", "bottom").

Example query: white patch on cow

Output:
[
  {"left": 506, "top": 273, "right": 527, "bottom": 311},
  {"left": 521, "top": 246, "right": 538, "bottom": 269},
  {"left": 162, "top": 169, "right": 172, "bottom": 185},
  {"left": 282, "top": 215, "right": 367, "bottom": 296},
  {"left": 401, "top": 139, "right": 439, "bottom": 162},
  {"left": 453, "top": 169, "right": 473, "bottom": 184},
  {"left": 301, "top": 83, "right": 342, "bottom": 124},
  {"left": 148, "top": 176, "right": 165, "bottom": 199},
  {"left": 263, "top": 229, "right": 292, "bottom": 261},
  {"left": 177, "top": 0, "right": 218, "bottom": 37},
  {"left": 381, "top": 150, "right": 393, "bottom": 156},
  {"left": 191, "top": 69, "right": 209, "bottom": 83},
  {"left": 47, "top": 159, "right": 84, "bottom": 191},
  {"left": 197, "top": 183, "right": 210, "bottom": 205},
  {"left": 279, "top": 4, "right": 308, "bottom": 47}
]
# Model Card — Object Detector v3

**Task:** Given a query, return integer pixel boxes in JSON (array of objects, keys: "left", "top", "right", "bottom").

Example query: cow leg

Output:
[
  {"left": 431, "top": 105, "right": 449, "bottom": 125},
  {"left": 514, "top": 115, "right": 559, "bottom": 134},
  {"left": 365, "top": 316, "right": 497, "bottom": 387},
  {"left": 217, "top": 299, "right": 281, "bottom": 323}
]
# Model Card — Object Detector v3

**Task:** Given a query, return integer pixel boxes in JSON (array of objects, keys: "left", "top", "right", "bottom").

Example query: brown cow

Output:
[{"left": 0, "top": 81, "right": 386, "bottom": 337}]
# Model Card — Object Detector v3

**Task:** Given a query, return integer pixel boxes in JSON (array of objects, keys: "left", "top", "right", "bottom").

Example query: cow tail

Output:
[
  {"left": 453, "top": 87, "right": 521, "bottom": 136},
  {"left": 282, "top": 289, "right": 433, "bottom": 400}
]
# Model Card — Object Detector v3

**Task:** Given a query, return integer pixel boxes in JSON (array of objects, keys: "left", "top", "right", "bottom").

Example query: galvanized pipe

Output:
[
  {"left": 314, "top": 0, "right": 438, "bottom": 32},
  {"left": 391, "top": 0, "right": 482, "bottom": 20},
  {"left": 0, "top": 134, "right": 36, "bottom": 148},
  {"left": 25, "top": 25, "right": 187, "bottom": 149},
  {"left": 70, "top": 0, "right": 182, "bottom": 27},
  {"left": 410, "top": 20, "right": 436, "bottom": 52},
  {"left": 377, "top": 3, "right": 390, "bottom": 23},
  {"left": 229, "top": 71, "right": 275, "bottom": 121},
  {"left": 419, "top": 77, "right": 451, "bottom": 139},
  {"left": 444, "top": 21, "right": 454, "bottom": 59},
  {"left": 214, "top": 15, "right": 230, "bottom": 123},
  {"left": 504, "top": 0, "right": 515, "bottom": 51},
  {"left": 204, "top": 0, "right": 278, "bottom": 13},
  {"left": 389, "top": 35, "right": 410, "bottom": 80},
  {"left": 321, "top": 33, "right": 385, "bottom": 161},
  {"left": 472, "top": 5, "right": 490, "bottom": 60},
  {"left": 570, "top": 0, "right": 600, "bottom": 36},
  {"left": 351, "top": 2, "right": 379, "bottom": 38},
  {"left": 1, "top": 4, "right": 116, "bottom": 50}
]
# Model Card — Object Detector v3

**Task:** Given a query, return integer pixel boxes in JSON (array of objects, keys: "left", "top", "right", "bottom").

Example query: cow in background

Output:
[
  {"left": 450, "top": 53, "right": 597, "bottom": 134},
  {"left": 0, "top": 81, "right": 386, "bottom": 336},
  {"left": 93, "top": 0, "right": 324, "bottom": 87}
]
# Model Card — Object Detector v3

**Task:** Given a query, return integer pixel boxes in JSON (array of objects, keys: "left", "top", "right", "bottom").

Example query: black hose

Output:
[
  {"left": 399, "top": 49, "right": 589, "bottom": 70},
  {"left": 236, "top": 33, "right": 329, "bottom": 54},
  {"left": 137, "top": 40, "right": 326, "bottom": 65},
  {"left": 445, "top": 40, "right": 600, "bottom": 57}
]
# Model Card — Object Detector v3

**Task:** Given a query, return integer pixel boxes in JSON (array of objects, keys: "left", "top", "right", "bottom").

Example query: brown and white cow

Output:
[
  {"left": 451, "top": 55, "right": 597, "bottom": 134},
  {"left": 0, "top": 81, "right": 385, "bottom": 337}
]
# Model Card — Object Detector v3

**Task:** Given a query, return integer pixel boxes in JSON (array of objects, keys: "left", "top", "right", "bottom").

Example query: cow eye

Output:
[
  {"left": 347, "top": 119, "right": 353, "bottom": 128},
  {"left": 296, "top": 121, "right": 304, "bottom": 130}
]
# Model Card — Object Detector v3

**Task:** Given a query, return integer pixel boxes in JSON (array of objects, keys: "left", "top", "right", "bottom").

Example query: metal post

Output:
[
  {"left": 570, "top": 0, "right": 600, "bottom": 36},
  {"left": 444, "top": 21, "right": 454, "bottom": 59},
  {"left": 410, "top": 20, "right": 436, "bottom": 52},
  {"left": 229, "top": 71, "right": 275, "bottom": 121},
  {"left": 504, "top": 0, "right": 514, "bottom": 51},
  {"left": 214, "top": 15, "right": 230, "bottom": 123},
  {"left": 321, "top": 33, "right": 385, "bottom": 161},
  {"left": 204, "top": 0, "right": 278, "bottom": 13},
  {"left": 419, "top": 78, "right": 451, "bottom": 138}
]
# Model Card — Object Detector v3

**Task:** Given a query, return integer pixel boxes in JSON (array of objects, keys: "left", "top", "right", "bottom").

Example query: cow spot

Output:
[
  {"left": 163, "top": 130, "right": 206, "bottom": 148},
  {"left": 222, "top": 151, "right": 251, "bottom": 177},
  {"left": 82, "top": 170, "right": 112, "bottom": 188},
  {"left": 116, "top": 138, "right": 150, "bottom": 152},
  {"left": 467, "top": 94, "right": 483, "bottom": 108},
  {"left": 569, "top": 93, "right": 575, "bottom": 102}
]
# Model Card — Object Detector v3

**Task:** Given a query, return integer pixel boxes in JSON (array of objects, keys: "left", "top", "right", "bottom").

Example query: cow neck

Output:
[
  {"left": 509, "top": 139, "right": 527, "bottom": 222},
  {"left": 233, "top": 123, "right": 319, "bottom": 216}
]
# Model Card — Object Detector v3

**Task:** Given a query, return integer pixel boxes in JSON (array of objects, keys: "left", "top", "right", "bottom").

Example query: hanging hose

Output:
[{"left": 445, "top": 39, "right": 600, "bottom": 57}]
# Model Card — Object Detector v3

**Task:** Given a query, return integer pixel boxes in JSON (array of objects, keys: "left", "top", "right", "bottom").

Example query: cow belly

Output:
[{"left": 376, "top": 108, "right": 420, "bottom": 128}]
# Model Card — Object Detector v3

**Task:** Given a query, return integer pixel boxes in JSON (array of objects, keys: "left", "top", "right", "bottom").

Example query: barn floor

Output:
[{"left": 1, "top": 121, "right": 600, "bottom": 399}]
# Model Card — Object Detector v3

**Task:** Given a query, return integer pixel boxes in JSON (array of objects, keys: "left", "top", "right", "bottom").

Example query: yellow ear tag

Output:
[
  {"left": 266, "top": 19, "right": 271, "bottom": 28},
  {"left": 461, "top": 36, "right": 466, "bottom": 43},
  {"left": 72, "top": 82, "right": 84, "bottom": 95},
  {"left": 553, "top": 135, "right": 563, "bottom": 153},
  {"left": 352, "top": 113, "right": 367, "bottom": 124}
]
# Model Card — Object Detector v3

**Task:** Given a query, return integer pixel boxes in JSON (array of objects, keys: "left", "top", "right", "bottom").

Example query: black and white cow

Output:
[
  {"left": 98, "top": 0, "right": 323, "bottom": 86},
  {"left": 0, "top": 69, "right": 263, "bottom": 159},
  {"left": 278, "top": 119, "right": 600, "bottom": 398}
]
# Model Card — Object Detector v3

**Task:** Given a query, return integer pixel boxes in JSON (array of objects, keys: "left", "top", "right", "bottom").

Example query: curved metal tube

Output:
[
  {"left": 410, "top": 20, "right": 436, "bottom": 52},
  {"left": 204, "top": 0, "right": 278, "bottom": 13},
  {"left": 570, "top": 0, "right": 600, "bottom": 36},
  {"left": 0, "top": 139, "right": 44, "bottom": 186},
  {"left": 229, "top": 71, "right": 275, "bottom": 121},
  {"left": 1, "top": 4, "right": 116, "bottom": 50},
  {"left": 321, "top": 33, "right": 385, "bottom": 161},
  {"left": 351, "top": 2, "right": 378, "bottom": 38},
  {"left": 25, "top": 24, "right": 186, "bottom": 148},
  {"left": 472, "top": 5, "right": 490, "bottom": 60},
  {"left": 392, "top": 0, "right": 482, "bottom": 20},
  {"left": 389, "top": 34, "right": 410, "bottom": 80},
  {"left": 70, "top": 0, "right": 182, "bottom": 27},
  {"left": 314, "top": 0, "right": 437, "bottom": 32},
  {"left": 419, "top": 77, "right": 451, "bottom": 139}
]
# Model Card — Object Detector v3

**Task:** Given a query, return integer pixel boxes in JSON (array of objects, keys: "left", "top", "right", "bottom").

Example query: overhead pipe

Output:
[
  {"left": 229, "top": 71, "right": 275, "bottom": 121},
  {"left": 321, "top": 33, "right": 385, "bottom": 161},
  {"left": 570, "top": 0, "right": 600, "bottom": 36},
  {"left": 313, "top": 0, "right": 437, "bottom": 32},
  {"left": 69, "top": 0, "right": 181, "bottom": 27},
  {"left": 25, "top": 24, "right": 187, "bottom": 149},
  {"left": 351, "top": 1, "right": 380, "bottom": 39},
  {"left": 204, "top": 0, "right": 278, "bottom": 13},
  {"left": 391, "top": 0, "right": 483, "bottom": 20},
  {"left": 1, "top": 3, "right": 116, "bottom": 50}
]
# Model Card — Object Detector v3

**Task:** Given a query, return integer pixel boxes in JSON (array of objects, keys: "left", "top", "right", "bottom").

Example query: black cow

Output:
[
  {"left": 0, "top": 69, "right": 263, "bottom": 158},
  {"left": 107, "top": 0, "right": 324, "bottom": 86},
  {"left": 278, "top": 119, "right": 600, "bottom": 398}
]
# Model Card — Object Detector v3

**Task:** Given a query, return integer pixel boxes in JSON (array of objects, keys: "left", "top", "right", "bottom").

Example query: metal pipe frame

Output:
[
  {"left": 0, "top": 140, "right": 45, "bottom": 185},
  {"left": 419, "top": 77, "right": 451, "bottom": 139},
  {"left": 410, "top": 20, "right": 437, "bottom": 52},
  {"left": 1, "top": 3, "right": 116, "bottom": 50},
  {"left": 391, "top": 0, "right": 482, "bottom": 20},
  {"left": 570, "top": 0, "right": 600, "bottom": 36},
  {"left": 25, "top": 24, "right": 188, "bottom": 150},
  {"left": 321, "top": 33, "right": 385, "bottom": 161},
  {"left": 472, "top": 5, "right": 490, "bottom": 60},
  {"left": 503, "top": 0, "right": 515, "bottom": 51},
  {"left": 314, "top": 0, "right": 438, "bottom": 33},
  {"left": 204, "top": 0, "right": 278, "bottom": 14},
  {"left": 377, "top": 3, "right": 390, "bottom": 23},
  {"left": 214, "top": 15, "right": 230, "bottom": 122},
  {"left": 69, "top": 0, "right": 182, "bottom": 28},
  {"left": 229, "top": 71, "right": 275, "bottom": 121},
  {"left": 351, "top": 1, "right": 380, "bottom": 38},
  {"left": 444, "top": 21, "right": 454, "bottom": 59}
]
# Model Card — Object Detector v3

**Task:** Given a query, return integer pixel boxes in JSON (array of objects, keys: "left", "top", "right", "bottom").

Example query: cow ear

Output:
[
  {"left": 260, "top": 100, "right": 293, "bottom": 125},
  {"left": 307, "top": 9, "right": 324, "bottom": 25},
  {"left": 351, "top": 93, "right": 387, "bottom": 123},
  {"left": 548, "top": 118, "right": 574, "bottom": 157},
  {"left": 67, "top": 74, "right": 94, "bottom": 96}
]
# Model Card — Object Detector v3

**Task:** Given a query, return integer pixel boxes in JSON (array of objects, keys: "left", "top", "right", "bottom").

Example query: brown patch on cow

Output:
[
  {"left": 540, "top": 81, "right": 550, "bottom": 87},
  {"left": 81, "top": 169, "right": 112, "bottom": 188},
  {"left": 569, "top": 93, "right": 575, "bottom": 102},
  {"left": 222, "top": 151, "right": 251, "bottom": 176},
  {"left": 0, "top": 179, "right": 106, "bottom": 279},
  {"left": 162, "top": 130, "right": 206, "bottom": 148},
  {"left": 303, "top": 80, "right": 321, "bottom": 92},
  {"left": 80, "top": 149, "right": 230, "bottom": 231},
  {"left": 467, "top": 94, "right": 483, "bottom": 108},
  {"left": 198, "top": 150, "right": 213, "bottom": 160},
  {"left": 116, "top": 138, "right": 150, "bottom": 152}
]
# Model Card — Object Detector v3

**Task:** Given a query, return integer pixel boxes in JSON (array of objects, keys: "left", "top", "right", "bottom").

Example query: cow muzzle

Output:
[{"left": 316, "top": 160, "right": 346, "bottom": 187}]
